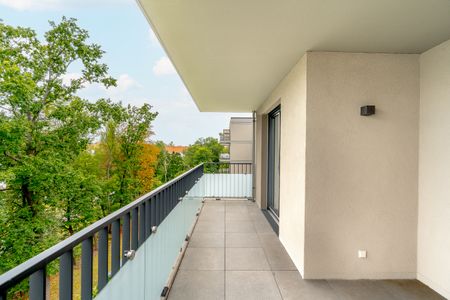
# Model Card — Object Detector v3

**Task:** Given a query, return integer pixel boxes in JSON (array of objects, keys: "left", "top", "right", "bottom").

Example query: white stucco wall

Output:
[
  {"left": 256, "top": 55, "right": 308, "bottom": 275},
  {"left": 229, "top": 119, "right": 253, "bottom": 162},
  {"left": 256, "top": 52, "right": 421, "bottom": 280},
  {"left": 417, "top": 39, "right": 450, "bottom": 299},
  {"left": 304, "top": 52, "right": 420, "bottom": 279}
]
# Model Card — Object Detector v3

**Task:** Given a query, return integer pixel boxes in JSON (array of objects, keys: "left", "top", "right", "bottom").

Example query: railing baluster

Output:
[
  {"left": 111, "top": 220, "right": 120, "bottom": 276},
  {"left": 164, "top": 189, "right": 168, "bottom": 218},
  {"left": 0, "top": 288, "right": 6, "bottom": 300},
  {"left": 29, "top": 268, "right": 46, "bottom": 300},
  {"left": 169, "top": 185, "right": 173, "bottom": 210},
  {"left": 150, "top": 196, "right": 156, "bottom": 228},
  {"left": 145, "top": 200, "right": 151, "bottom": 238},
  {"left": 156, "top": 193, "right": 161, "bottom": 226},
  {"left": 131, "top": 207, "right": 138, "bottom": 250},
  {"left": 59, "top": 250, "right": 73, "bottom": 300},
  {"left": 81, "top": 237, "right": 93, "bottom": 300},
  {"left": 98, "top": 227, "right": 108, "bottom": 291},
  {"left": 122, "top": 213, "right": 130, "bottom": 264},
  {"left": 138, "top": 204, "right": 145, "bottom": 247}
]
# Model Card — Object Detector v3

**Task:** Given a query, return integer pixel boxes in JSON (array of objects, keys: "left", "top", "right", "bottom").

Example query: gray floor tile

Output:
[
  {"left": 226, "top": 271, "right": 282, "bottom": 300},
  {"left": 226, "top": 247, "right": 270, "bottom": 270},
  {"left": 189, "top": 232, "right": 224, "bottom": 248},
  {"left": 274, "top": 271, "right": 337, "bottom": 300},
  {"left": 226, "top": 232, "right": 261, "bottom": 248},
  {"left": 199, "top": 211, "right": 224, "bottom": 222},
  {"left": 249, "top": 211, "right": 268, "bottom": 222},
  {"left": 202, "top": 205, "right": 225, "bottom": 213},
  {"left": 225, "top": 220, "right": 255, "bottom": 233},
  {"left": 327, "top": 280, "right": 394, "bottom": 300},
  {"left": 169, "top": 270, "right": 224, "bottom": 300},
  {"left": 253, "top": 219, "right": 276, "bottom": 234},
  {"left": 225, "top": 211, "right": 250, "bottom": 221},
  {"left": 379, "top": 280, "right": 446, "bottom": 300},
  {"left": 180, "top": 247, "right": 224, "bottom": 270},
  {"left": 259, "top": 235, "right": 296, "bottom": 270},
  {"left": 195, "top": 220, "right": 225, "bottom": 233},
  {"left": 171, "top": 200, "right": 443, "bottom": 300},
  {"left": 226, "top": 205, "right": 248, "bottom": 214}
]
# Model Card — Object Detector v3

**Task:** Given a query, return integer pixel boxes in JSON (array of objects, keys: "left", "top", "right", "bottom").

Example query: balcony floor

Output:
[{"left": 168, "top": 199, "right": 444, "bottom": 300}]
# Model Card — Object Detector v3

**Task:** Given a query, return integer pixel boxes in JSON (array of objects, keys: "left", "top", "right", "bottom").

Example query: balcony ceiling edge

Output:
[{"left": 137, "top": 0, "right": 450, "bottom": 112}]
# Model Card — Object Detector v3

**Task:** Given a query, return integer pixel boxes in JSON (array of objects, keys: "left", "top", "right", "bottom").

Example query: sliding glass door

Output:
[{"left": 267, "top": 106, "right": 281, "bottom": 218}]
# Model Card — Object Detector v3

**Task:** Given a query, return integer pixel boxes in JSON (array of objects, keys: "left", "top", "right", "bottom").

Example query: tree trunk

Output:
[{"left": 21, "top": 182, "right": 36, "bottom": 216}]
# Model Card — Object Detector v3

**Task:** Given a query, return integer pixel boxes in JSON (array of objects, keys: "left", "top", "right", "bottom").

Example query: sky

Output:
[{"left": 0, "top": 0, "right": 251, "bottom": 145}]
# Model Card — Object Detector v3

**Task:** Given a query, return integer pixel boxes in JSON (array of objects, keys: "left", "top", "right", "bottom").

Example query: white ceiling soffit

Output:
[{"left": 137, "top": 0, "right": 450, "bottom": 112}]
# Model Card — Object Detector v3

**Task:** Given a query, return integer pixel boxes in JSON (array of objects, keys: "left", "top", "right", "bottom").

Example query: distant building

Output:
[
  {"left": 219, "top": 117, "right": 253, "bottom": 163},
  {"left": 165, "top": 145, "right": 188, "bottom": 155}
]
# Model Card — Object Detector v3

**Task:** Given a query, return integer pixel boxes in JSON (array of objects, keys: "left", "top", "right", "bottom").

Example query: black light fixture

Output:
[{"left": 360, "top": 105, "right": 376, "bottom": 116}]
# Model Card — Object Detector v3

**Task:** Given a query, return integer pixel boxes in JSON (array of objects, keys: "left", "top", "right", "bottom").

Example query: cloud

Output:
[
  {"left": 114, "top": 73, "right": 142, "bottom": 92},
  {"left": 0, "top": 0, "right": 130, "bottom": 11},
  {"left": 61, "top": 72, "right": 82, "bottom": 86},
  {"left": 152, "top": 56, "right": 177, "bottom": 76}
]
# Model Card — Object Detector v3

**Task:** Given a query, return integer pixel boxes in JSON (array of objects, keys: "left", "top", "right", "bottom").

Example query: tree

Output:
[
  {"left": 138, "top": 143, "right": 160, "bottom": 192},
  {"left": 184, "top": 137, "right": 225, "bottom": 168},
  {"left": 0, "top": 17, "right": 115, "bottom": 276},
  {"left": 155, "top": 142, "right": 186, "bottom": 183},
  {"left": 93, "top": 103, "right": 157, "bottom": 215}
]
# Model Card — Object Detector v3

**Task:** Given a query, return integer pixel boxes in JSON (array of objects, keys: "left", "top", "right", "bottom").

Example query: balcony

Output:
[
  {"left": 219, "top": 153, "right": 230, "bottom": 162},
  {"left": 219, "top": 130, "right": 230, "bottom": 145},
  {"left": 0, "top": 163, "right": 443, "bottom": 300}
]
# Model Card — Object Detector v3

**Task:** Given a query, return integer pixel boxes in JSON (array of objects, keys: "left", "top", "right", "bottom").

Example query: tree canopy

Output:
[{"left": 0, "top": 17, "right": 226, "bottom": 298}]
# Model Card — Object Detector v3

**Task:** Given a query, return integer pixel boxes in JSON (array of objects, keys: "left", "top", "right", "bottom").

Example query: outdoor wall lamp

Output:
[{"left": 360, "top": 105, "right": 376, "bottom": 116}]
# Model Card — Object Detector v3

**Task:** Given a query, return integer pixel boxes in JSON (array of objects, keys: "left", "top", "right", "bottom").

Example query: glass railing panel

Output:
[
  {"left": 94, "top": 179, "right": 204, "bottom": 300},
  {"left": 202, "top": 174, "right": 252, "bottom": 198},
  {"left": 143, "top": 193, "right": 203, "bottom": 299}
]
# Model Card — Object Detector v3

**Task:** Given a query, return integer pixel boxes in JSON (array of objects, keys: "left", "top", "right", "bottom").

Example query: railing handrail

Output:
[{"left": 0, "top": 164, "right": 204, "bottom": 291}]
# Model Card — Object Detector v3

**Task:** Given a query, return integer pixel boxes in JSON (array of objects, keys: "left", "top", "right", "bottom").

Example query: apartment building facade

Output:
[{"left": 219, "top": 117, "right": 253, "bottom": 163}]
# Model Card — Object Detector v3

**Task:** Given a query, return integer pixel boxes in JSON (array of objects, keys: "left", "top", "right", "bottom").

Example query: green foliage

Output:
[
  {"left": 184, "top": 137, "right": 225, "bottom": 168},
  {"left": 94, "top": 103, "right": 157, "bottom": 216},
  {"left": 0, "top": 17, "right": 118, "bottom": 279},
  {"left": 0, "top": 17, "right": 225, "bottom": 299},
  {"left": 155, "top": 141, "right": 186, "bottom": 183}
]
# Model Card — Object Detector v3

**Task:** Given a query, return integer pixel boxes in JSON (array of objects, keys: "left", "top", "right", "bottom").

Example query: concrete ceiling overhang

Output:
[{"left": 137, "top": 0, "right": 450, "bottom": 112}]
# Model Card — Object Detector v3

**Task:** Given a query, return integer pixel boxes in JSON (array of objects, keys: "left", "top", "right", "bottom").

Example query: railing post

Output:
[
  {"left": 0, "top": 289, "right": 6, "bottom": 300},
  {"left": 81, "top": 237, "right": 93, "bottom": 300},
  {"left": 59, "top": 250, "right": 73, "bottom": 300},
  {"left": 138, "top": 204, "right": 145, "bottom": 247},
  {"left": 98, "top": 227, "right": 108, "bottom": 291},
  {"left": 29, "top": 268, "right": 46, "bottom": 300},
  {"left": 145, "top": 200, "right": 151, "bottom": 238},
  {"left": 150, "top": 196, "right": 156, "bottom": 228},
  {"left": 131, "top": 207, "right": 138, "bottom": 250},
  {"left": 122, "top": 213, "right": 130, "bottom": 264},
  {"left": 111, "top": 219, "right": 120, "bottom": 276}
]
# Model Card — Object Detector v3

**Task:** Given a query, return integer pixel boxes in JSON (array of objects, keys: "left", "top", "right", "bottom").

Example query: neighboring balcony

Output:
[
  {"left": 219, "top": 153, "right": 230, "bottom": 162},
  {"left": 219, "top": 130, "right": 230, "bottom": 145}
]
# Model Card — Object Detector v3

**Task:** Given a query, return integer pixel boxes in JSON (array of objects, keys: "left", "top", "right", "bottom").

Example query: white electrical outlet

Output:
[{"left": 358, "top": 250, "right": 367, "bottom": 259}]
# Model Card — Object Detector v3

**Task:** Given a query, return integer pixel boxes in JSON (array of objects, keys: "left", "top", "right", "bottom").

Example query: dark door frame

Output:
[{"left": 267, "top": 105, "right": 281, "bottom": 222}]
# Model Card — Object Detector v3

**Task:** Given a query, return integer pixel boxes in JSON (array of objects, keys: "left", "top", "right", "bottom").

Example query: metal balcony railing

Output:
[
  {"left": 0, "top": 162, "right": 254, "bottom": 300},
  {"left": 0, "top": 165, "right": 204, "bottom": 300},
  {"left": 203, "top": 162, "right": 253, "bottom": 199}
]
